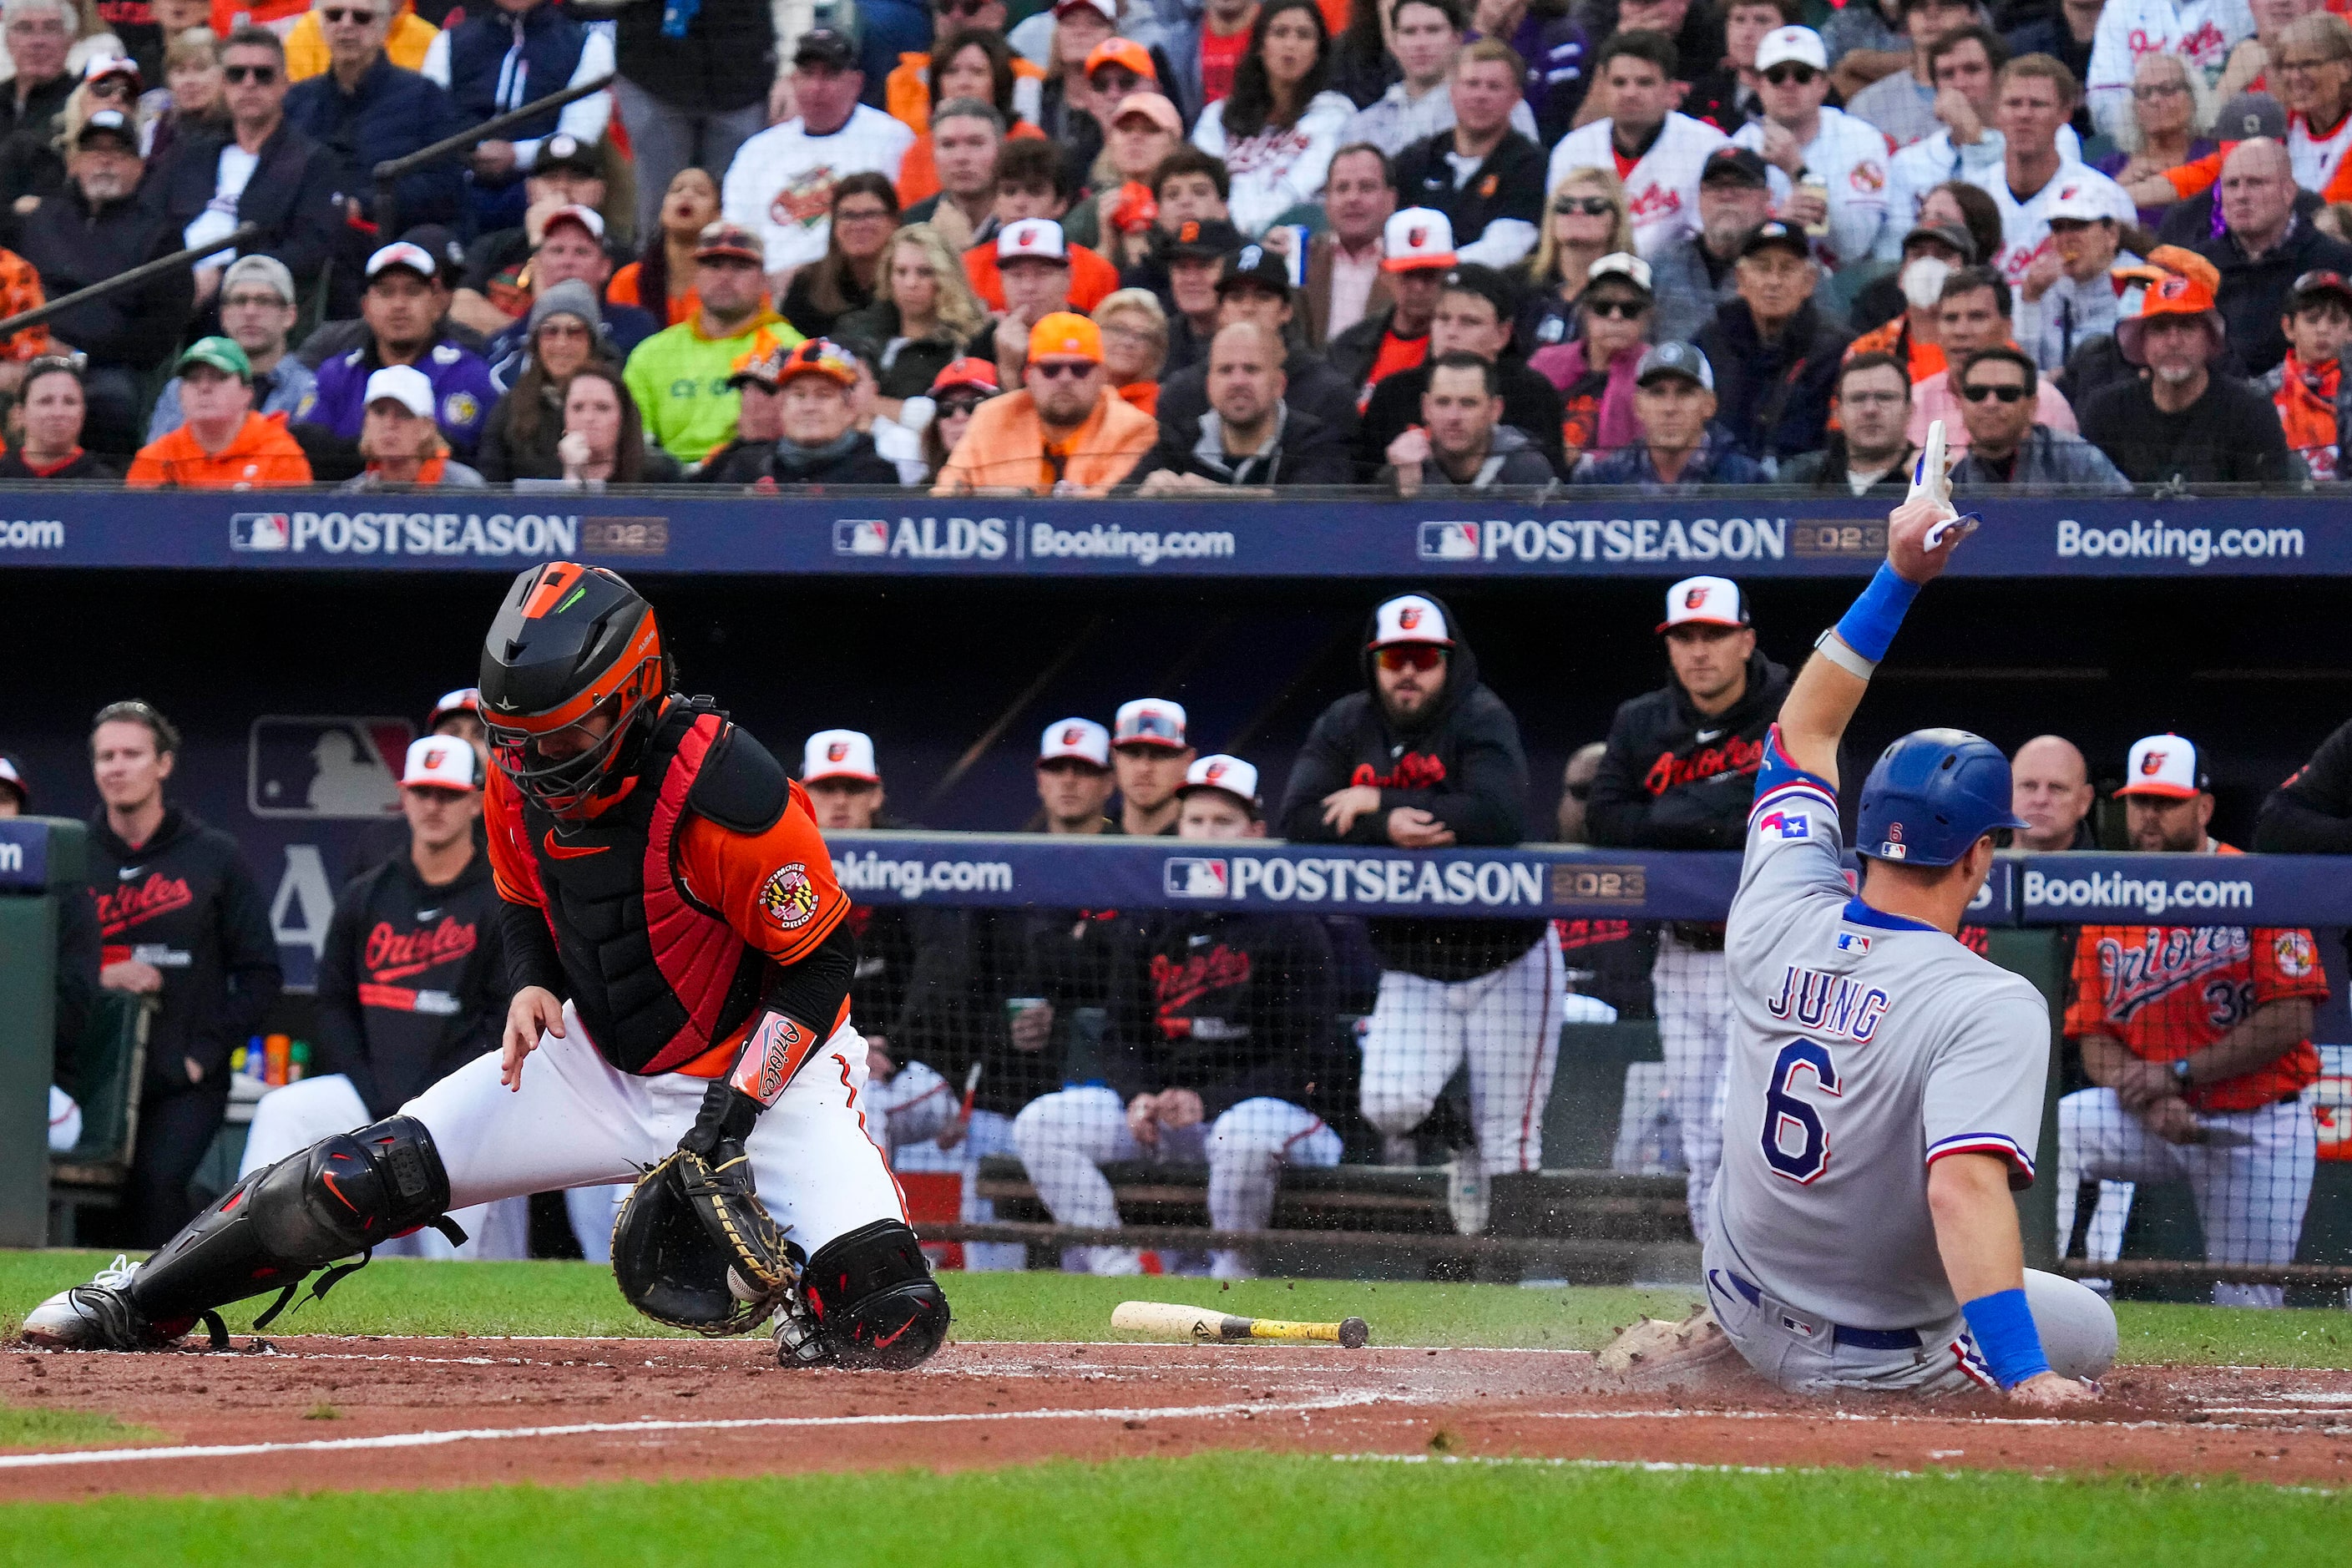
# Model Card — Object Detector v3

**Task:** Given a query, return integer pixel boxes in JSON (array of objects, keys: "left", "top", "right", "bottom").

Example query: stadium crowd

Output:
[
  {"left": 15, "top": 579, "right": 2352, "bottom": 1294},
  {"left": 0, "top": 0, "right": 2351, "bottom": 485}
]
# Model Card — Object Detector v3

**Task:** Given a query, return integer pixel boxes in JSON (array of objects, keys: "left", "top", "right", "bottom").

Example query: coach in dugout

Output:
[
  {"left": 1277, "top": 592, "right": 1559, "bottom": 1238},
  {"left": 240, "top": 735, "right": 526, "bottom": 1259},
  {"left": 2057, "top": 733, "right": 2330, "bottom": 1309},
  {"left": 1586, "top": 575, "right": 1791, "bottom": 1249},
  {"left": 84, "top": 701, "right": 281, "bottom": 1247}
]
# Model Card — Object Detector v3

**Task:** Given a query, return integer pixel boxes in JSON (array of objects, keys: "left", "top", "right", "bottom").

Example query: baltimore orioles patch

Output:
[{"left": 759, "top": 862, "right": 818, "bottom": 928}]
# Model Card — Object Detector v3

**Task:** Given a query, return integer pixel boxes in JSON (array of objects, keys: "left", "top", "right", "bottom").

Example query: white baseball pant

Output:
[
  {"left": 2055, "top": 1088, "right": 2317, "bottom": 1309},
  {"left": 1358, "top": 934, "right": 1565, "bottom": 1175},
  {"left": 397, "top": 1003, "right": 908, "bottom": 1265},
  {"left": 49, "top": 1085, "right": 81, "bottom": 1154},
  {"left": 1704, "top": 1237, "right": 2118, "bottom": 1394},
  {"left": 867, "top": 1060, "right": 1022, "bottom": 1271},
  {"left": 239, "top": 1074, "right": 531, "bottom": 1261},
  {"left": 1011, "top": 1085, "right": 1341, "bottom": 1277},
  {"left": 1654, "top": 933, "right": 1732, "bottom": 1246}
]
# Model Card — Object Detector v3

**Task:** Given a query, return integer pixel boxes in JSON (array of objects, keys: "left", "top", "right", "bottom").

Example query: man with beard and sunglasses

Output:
[
  {"left": 23, "top": 564, "right": 949, "bottom": 1373},
  {"left": 1277, "top": 593, "right": 1559, "bottom": 1237},
  {"left": 1944, "top": 345, "right": 2127, "bottom": 488}
]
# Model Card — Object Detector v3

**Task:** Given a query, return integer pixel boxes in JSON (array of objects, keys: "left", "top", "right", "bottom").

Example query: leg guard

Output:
[
  {"left": 781, "top": 1219, "right": 950, "bottom": 1370},
  {"left": 129, "top": 1115, "right": 455, "bottom": 1327}
]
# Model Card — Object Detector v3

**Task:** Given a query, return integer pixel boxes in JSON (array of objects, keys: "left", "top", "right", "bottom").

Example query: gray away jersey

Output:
[{"left": 1712, "top": 731, "right": 2050, "bottom": 1329}]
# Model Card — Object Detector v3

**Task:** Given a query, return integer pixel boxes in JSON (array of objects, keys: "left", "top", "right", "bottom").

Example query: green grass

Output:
[
  {"left": 0, "top": 1404, "right": 158, "bottom": 1449},
  {"left": 7, "top": 1250, "right": 2350, "bottom": 1367},
  {"left": 0, "top": 1452, "right": 2341, "bottom": 1567}
]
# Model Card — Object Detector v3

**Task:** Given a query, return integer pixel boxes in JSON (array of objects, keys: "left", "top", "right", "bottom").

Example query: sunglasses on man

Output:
[
  {"left": 321, "top": 8, "right": 377, "bottom": 23},
  {"left": 222, "top": 63, "right": 278, "bottom": 83},
  {"left": 1959, "top": 382, "right": 2028, "bottom": 402},
  {"left": 1375, "top": 645, "right": 1445, "bottom": 673},
  {"left": 1030, "top": 361, "right": 1092, "bottom": 380},
  {"left": 1762, "top": 63, "right": 1818, "bottom": 86},
  {"left": 1585, "top": 296, "right": 1647, "bottom": 320}
]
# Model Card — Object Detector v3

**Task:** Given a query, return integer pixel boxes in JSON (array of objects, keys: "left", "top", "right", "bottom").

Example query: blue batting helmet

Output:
[{"left": 1855, "top": 728, "right": 2029, "bottom": 866}]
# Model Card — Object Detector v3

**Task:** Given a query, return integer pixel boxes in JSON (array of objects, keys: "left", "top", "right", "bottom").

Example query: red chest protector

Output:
[{"left": 509, "top": 700, "right": 785, "bottom": 1075}]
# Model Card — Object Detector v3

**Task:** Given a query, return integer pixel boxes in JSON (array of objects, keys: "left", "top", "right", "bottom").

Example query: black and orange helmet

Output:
[{"left": 479, "top": 562, "right": 667, "bottom": 816}]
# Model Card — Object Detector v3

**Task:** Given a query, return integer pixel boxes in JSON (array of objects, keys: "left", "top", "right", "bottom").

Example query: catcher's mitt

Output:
[{"left": 612, "top": 1141, "right": 797, "bottom": 1336}]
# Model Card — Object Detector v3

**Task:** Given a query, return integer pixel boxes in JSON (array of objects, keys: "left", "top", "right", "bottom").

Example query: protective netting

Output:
[{"left": 845, "top": 888, "right": 2349, "bottom": 1303}]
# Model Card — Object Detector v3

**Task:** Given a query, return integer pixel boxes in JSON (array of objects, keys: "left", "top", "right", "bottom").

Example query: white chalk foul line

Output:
[{"left": 0, "top": 1389, "right": 1388, "bottom": 1473}]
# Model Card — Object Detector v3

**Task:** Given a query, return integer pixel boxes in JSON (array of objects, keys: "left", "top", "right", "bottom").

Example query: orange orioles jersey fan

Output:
[{"left": 2062, "top": 845, "right": 2329, "bottom": 1113}]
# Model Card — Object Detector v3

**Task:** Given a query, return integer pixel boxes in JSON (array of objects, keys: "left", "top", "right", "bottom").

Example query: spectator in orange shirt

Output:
[
  {"left": 963, "top": 139, "right": 1120, "bottom": 311},
  {"left": 1092, "top": 286, "right": 1169, "bottom": 413},
  {"left": 126, "top": 336, "right": 315, "bottom": 488},
  {"left": 0, "top": 244, "right": 52, "bottom": 393},
  {"left": 609, "top": 167, "right": 721, "bottom": 329},
  {"left": 894, "top": 30, "right": 1047, "bottom": 209},
  {"left": 932, "top": 310, "right": 1157, "bottom": 493}
]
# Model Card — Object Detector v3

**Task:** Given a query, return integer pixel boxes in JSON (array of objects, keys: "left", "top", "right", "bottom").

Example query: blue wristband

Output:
[
  {"left": 1832, "top": 562, "right": 1920, "bottom": 664},
  {"left": 1961, "top": 1287, "right": 2051, "bottom": 1389}
]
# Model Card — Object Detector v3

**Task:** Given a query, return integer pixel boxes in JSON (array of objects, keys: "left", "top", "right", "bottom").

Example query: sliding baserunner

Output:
[{"left": 1603, "top": 431, "right": 2115, "bottom": 1404}]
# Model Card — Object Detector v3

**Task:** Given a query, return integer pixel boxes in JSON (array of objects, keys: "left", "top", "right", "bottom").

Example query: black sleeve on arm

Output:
[
  {"left": 207, "top": 851, "right": 284, "bottom": 1071},
  {"left": 1277, "top": 706, "right": 1367, "bottom": 842},
  {"left": 2238, "top": 385, "right": 2297, "bottom": 482},
  {"left": 1583, "top": 702, "right": 1657, "bottom": 847},
  {"left": 763, "top": 917, "right": 857, "bottom": 1039},
  {"left": 2254, "top": 718, "right": 2352, "bottom": 853},
  {"left": 501, "top": 896, "right": 567, "bottom": 995},
  {"left": 310, "top": 879, "right": 381, "bottom": 1113}
]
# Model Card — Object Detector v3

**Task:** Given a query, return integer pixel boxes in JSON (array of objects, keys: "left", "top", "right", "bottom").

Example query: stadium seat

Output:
[{"left": 48, "top": 990, "right": 153, "bottom": 1244}]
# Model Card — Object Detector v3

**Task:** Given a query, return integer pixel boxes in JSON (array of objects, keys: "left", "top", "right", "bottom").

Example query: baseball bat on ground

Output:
[{"left": 1111, "top": 1300, "right": 1370, "bottom": 1348}]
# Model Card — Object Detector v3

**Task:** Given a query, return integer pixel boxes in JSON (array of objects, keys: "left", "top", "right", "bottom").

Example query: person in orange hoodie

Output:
[
  {"left": 883, "top": 0, "right": 1045, "bottom": 134},
  {"left": 963, "top": 140, "right": 1120, "bottom": 311},
  {"left": 127, "top": 336, "right": 315, "bottom": 488},
  {"left": 931, "top": 310, "right": 1156, "bottom": 493}
]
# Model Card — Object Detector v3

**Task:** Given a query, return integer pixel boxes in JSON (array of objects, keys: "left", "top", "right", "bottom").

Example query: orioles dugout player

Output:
[
  {"left": 1602, "top": 452, "right": 2115, "bottom": 1404},
  {"left": 24, "top": 564, "right": 949, "bottom": 1368}
]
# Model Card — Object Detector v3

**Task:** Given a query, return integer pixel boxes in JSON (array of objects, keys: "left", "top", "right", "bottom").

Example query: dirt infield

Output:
[{"left": 4, "top": 1337, "right": 2351, "bottom": 1501}]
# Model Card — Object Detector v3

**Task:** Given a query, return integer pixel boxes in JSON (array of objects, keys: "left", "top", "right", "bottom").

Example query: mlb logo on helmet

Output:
[{"left": 1879, "top": 821, "right": 1908, "bottom": 860}]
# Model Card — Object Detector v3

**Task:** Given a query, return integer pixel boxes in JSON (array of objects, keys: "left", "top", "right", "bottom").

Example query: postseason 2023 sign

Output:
[{"left": 0, "top": 491, "right": 2339, "bottom": 579}]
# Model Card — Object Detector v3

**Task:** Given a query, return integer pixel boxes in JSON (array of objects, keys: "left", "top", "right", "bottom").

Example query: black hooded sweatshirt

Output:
[
  {"left": 86, "top": 807, "right": 281, "bottom": 1092},
  {"left": 1100, "top": 908, "right": 1339, "bottom": 1117},
  {"left": 1586, "top": 647, "right": 1793, "bottom": 852},
  {"left": 312, "top": 847, "right": 507, "bottom": 1120},
  {"left": 1277, "top": 595, "right": 1545, "bottom": 980}
]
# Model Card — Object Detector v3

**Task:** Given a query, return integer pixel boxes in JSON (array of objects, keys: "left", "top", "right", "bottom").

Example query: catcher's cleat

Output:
[
  {"left": 19, "top": 1256, "right": 220, "bottom": 1351},
  {"left": 1596, "top": 1305, "right": 1737, "bottom": 1386}
]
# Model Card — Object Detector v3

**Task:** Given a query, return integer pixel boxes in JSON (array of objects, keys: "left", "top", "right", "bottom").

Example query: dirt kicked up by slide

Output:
[{"left": 3, "top": 1338, "right": 2350, "bottom": 1503}]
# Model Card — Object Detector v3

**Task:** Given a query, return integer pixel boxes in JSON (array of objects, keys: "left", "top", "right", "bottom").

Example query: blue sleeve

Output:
[{"left": 1751, "top": 723, "right": 1838, "bottom": 818}]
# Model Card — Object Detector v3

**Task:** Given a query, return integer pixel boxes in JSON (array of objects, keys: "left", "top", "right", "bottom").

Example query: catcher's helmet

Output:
[
  {"left": 1855, "top": 727, "right": 2028, "bottom": 867},
  {"left": 479, "top": 562, "right": 667, "bottom": 816}
]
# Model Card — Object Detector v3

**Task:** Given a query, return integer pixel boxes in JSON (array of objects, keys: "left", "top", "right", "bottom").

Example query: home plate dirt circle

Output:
[{"left": 4, "top": 1339, "right": 2350, "bottom": 1501}]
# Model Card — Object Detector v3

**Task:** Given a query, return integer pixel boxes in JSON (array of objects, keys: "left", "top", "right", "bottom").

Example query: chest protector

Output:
[{"left": 518, "top": 700, "right": 789, "bottom": 1075}]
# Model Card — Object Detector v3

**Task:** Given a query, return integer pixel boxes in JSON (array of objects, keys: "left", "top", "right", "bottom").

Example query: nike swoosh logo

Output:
[
  {"left": 1695, "top": 730, "right": 1724, "bottom": 743},
  {"left": 416, "top": 908, "right": 440, "bottom": 920},
  {"left": 542, "top": 829, "right": 607, "bottom": 860},
  {"left": 871, "top": 1318, "right": 917, "bottom": 1350},
  {"left": 118, "top": 866, "right": 144, "bottom": 880}
]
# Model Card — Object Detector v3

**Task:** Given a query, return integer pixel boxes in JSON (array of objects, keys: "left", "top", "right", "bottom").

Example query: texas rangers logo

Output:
[
  {"left": 1757, "top": 808, "right": 1809, "bottom": 839},
  {"left": 759, "top": 862, "right": 818, "bottom": 929}
]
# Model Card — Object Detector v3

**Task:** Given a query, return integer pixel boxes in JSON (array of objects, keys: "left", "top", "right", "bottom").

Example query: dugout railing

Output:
[{"left": 834, "top": 833, "right": 2352, "bottom": 1303}]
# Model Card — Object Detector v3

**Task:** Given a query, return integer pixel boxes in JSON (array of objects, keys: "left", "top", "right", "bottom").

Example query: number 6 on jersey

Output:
[{"left": 1762, "top": 1039, "right": 1841, "bottom": 1183}]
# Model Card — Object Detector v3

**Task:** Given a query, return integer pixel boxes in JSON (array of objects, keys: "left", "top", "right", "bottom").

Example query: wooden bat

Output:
[{"left": 1112, "top": 1300, "right": 1369, "bottom": 1349}]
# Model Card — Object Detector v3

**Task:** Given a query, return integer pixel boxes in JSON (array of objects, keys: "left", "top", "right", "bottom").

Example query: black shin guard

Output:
[
  {"left": 797, "top": 1219, "right": 950, "bottom": 1369},
  {"left": 129, "top": 1116, "right": 457, "bottom": 1327}
]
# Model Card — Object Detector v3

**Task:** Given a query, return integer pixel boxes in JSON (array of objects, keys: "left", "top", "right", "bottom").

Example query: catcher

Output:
[{"left": 24, "top": 563, "right": 949, "bottom": 1368}]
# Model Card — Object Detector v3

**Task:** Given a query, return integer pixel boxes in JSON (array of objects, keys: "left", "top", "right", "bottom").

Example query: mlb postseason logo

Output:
[
  {"left": 835, "top": 519, "right": 891, "bottom": 556},
  {"left": 1164, "top": 857, "right": 1230, "bottom": 898},
  {"left": 231, "top": 513, "right": 292, "bottom": 551},
  {"left": 1419, "top": 521, "right": 1480, "bottom": 561}
]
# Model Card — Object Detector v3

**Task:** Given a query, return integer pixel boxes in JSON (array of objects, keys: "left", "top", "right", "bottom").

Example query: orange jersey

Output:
[
  {"left": 2063, "top": 849, "right": 2328, "bottom": 1111},
  {"left": 487, "top": 708, "right": 852, "bottom": 1081},
  {"left": 126, "top": 412, "right": 313, "bottom": 489}
]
